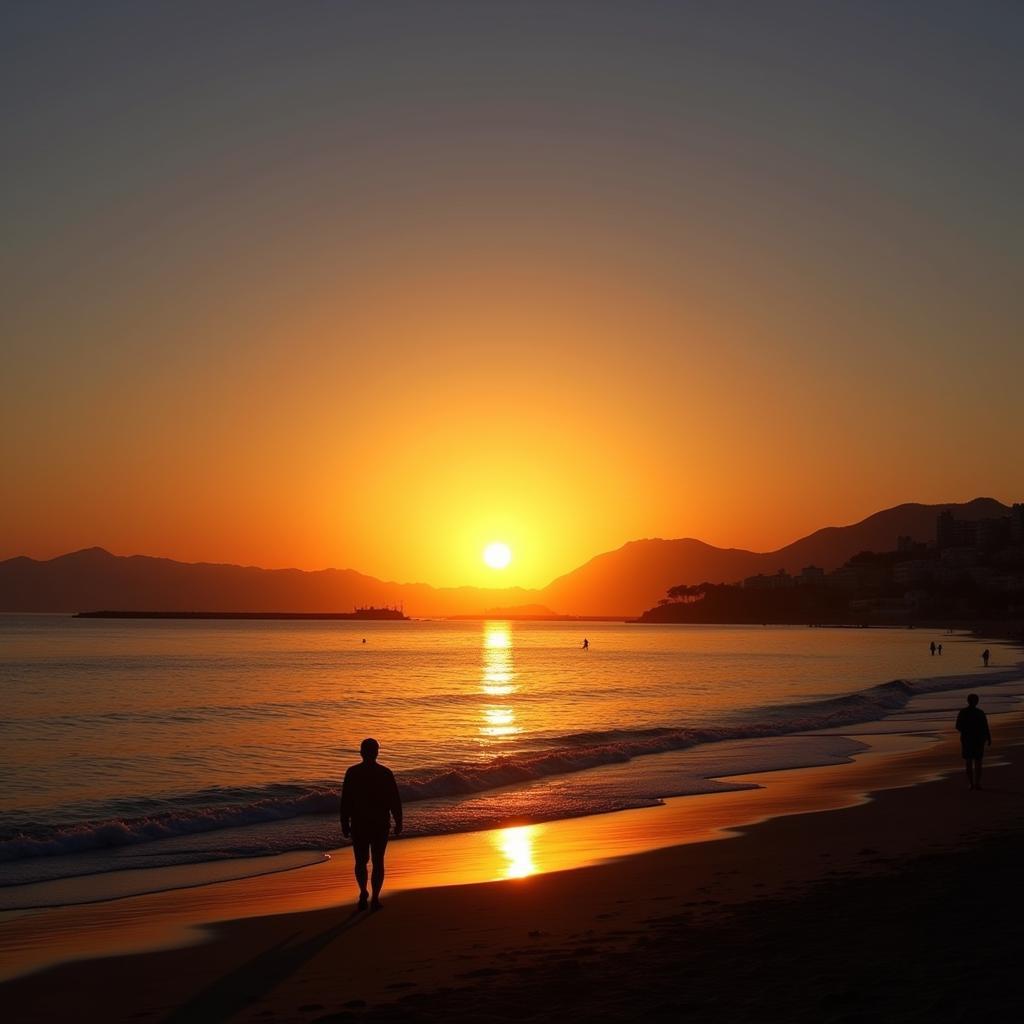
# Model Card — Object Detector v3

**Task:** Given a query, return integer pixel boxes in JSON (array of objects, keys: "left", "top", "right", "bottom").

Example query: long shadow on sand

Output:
[{"left": 165, "top": 908, "right": 370, "bottom": 1024}]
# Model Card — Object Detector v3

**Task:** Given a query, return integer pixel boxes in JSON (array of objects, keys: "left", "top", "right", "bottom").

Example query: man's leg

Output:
[
  {"left": 352, "top": 835, "right": 370, "bottom": 907},
  {"left": 369, "top": 833, "right": 389, "bottom": 907},
  {"left": 974, "top": 757, "right": 983, "bottom": 790}
]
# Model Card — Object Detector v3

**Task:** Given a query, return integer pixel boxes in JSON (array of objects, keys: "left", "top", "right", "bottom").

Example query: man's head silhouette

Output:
[
  {"left": 360, "top": 737, "right": 380, "bottom": 762},
  {"left": 967, "top": 694, "right": 979, "bottom": 707}
]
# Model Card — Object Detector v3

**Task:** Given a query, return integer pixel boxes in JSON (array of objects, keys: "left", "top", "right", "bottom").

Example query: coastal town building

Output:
[
  {"left": 897, "top": 535, "right": 928, "bottom": 555},
  {"left": 892, "top": 560, "right": 933, "bottom": 587},
  {"left": 1012, "top": 503, "right": 1024, "bottom": 544},
  {"left": 743, "top": 569, "right": 794, "bottom": 590},
  {"left": 797, "top": 565, "right": 826, "bottom": 585},
  {"left": 937, "top": 507, "right": 1019, "bottom": 551}
]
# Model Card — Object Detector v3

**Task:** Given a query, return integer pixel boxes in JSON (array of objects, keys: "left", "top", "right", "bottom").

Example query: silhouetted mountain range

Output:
[
  {"left": 544, "top": 497, "right": 1011, "bottom": 615},
  {"left": 0, "top": 548, "right": 534, "bottom": 618},
  {"left": 0, "top": 498, "right": 1011, "bottom": 617}
]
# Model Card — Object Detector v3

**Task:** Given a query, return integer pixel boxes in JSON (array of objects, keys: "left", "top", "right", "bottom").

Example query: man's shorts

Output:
[
  {"left": 351, "top": 824, "right": 389, "bottom": 863},
  {"left": 961, "top": 741, "right": 985, "bottom": 761}
]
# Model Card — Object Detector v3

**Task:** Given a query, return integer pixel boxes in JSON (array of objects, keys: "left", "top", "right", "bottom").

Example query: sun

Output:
[{"left": 483, "top": 541, "right": 513, "bottom": 570}]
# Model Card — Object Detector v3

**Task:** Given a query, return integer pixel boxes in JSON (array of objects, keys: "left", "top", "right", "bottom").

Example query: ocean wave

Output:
[
  {"left": 1, "top": 689, "right": 549, "bottom": 731},
  {"left": 1, "top": 668, "right": 1015, "bottom": 865}
]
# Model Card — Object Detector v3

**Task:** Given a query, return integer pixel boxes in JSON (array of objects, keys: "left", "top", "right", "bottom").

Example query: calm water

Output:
[{"left": 1, "top": 616, "right": 1019, "bottom": 891}]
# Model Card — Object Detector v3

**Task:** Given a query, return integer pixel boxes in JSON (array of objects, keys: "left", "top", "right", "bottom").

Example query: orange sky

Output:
[{"left": 2, "top": 5, "right": 1022, "bottom": 588}]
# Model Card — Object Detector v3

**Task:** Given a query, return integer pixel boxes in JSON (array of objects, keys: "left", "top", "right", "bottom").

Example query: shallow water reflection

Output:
[
  {"left": 493, "top": 824, "right": 538, "bottom": 878},
  {"left": 481, "top": 707, "right": 518, "bottom": 736}
]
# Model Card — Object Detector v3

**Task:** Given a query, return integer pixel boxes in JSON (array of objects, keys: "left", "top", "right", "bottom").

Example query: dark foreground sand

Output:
[{"left": 5, "top": 716, "right": 1024, "bottom": 1023}]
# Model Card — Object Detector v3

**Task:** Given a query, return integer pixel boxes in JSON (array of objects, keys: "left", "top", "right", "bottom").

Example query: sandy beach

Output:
[{"left": 4, "top": 702, "right": 1024, "bottom": 1023}]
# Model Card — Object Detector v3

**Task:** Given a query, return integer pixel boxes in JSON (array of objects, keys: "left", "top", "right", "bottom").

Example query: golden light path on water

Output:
[
  {"left": 480, "top": 625, "right": 520, "bottom": 737},
  {"left": 480, "top": 628, "right": 536, "bottom": 878}
]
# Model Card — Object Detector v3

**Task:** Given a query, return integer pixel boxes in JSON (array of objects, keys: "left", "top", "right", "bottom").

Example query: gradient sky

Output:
[{"left": 2, "top": 1, "right": 1022, "bottom": 588}]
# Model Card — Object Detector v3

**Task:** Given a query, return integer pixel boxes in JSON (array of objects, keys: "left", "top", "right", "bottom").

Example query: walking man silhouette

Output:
[
  {"left": 340, "top": 738, "right": 403, "bottom": 910},
  {"left": 955, "top": 694, "right": 992, "bottom": 791}
]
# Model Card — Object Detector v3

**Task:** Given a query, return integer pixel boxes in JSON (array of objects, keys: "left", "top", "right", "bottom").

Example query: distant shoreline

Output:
[
  {"left": 72, "top": 609, "right": 409, "bottom": 621},
  {"left": 445, "top": 614, "right": 626, "bottom": 622},
  {"left": 629, "top": 616, "right": 1024, "bottom": 641}
]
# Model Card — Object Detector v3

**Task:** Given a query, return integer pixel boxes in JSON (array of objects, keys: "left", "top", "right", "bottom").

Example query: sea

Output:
[{"left": 2, "top": 615, "right": 1021, "bottom": 903}]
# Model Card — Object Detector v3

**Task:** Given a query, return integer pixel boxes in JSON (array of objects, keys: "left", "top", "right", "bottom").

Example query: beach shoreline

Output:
[
  {"left": 3, "top": 651, "right": 1019, "bottom": 918},
  {"left": 5, "top": 624, "right": 1016, "bottom": 900},
  {"left": 5, "top": 698, "right": 1024, "bottom": 1022}
]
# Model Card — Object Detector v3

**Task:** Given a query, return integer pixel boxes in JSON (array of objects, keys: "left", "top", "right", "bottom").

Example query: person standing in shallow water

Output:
[
  {"left": 982, "top": 648, "right": 990, "bottom": 667},
  {"left": 955, "top": 694, "right": 992, "bottom": 791},
  {"left": 340, "top": 738, "right": 403, "bottom": 910}
]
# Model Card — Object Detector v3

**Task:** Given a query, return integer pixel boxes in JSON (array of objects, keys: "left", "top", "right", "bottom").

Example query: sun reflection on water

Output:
[
  {"left": 480, "top": 624, "right": 520, "bottom": 734},
  {"left": 481, "top": 706, "right": 518, "bottom": 736},
  {"left": 493, "top": 825, "right": 538, "bottom": 878},
  {"left": 485, "top": 628, "right": 511, "bottom": 650}
]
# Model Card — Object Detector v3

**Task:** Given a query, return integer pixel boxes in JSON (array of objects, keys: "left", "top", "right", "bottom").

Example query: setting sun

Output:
[{"left": 483, "top": 542, "right": 512, "bottom": 570}]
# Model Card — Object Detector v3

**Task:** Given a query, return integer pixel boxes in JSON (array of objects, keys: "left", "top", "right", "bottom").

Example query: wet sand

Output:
[{"left": 4, "top": 710, "right": 1024, "bottom": 1022}]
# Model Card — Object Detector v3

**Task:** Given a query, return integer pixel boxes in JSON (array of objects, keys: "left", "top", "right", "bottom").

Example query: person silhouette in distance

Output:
[
  {"left": 982, "top": 648, "right": 990, "bottom": 667},
  {"left": 340, "top": 738, "right": 403, "bottom": 910},
  {"left": 955, "top": 694, "right": 992, "bottom": 791}
]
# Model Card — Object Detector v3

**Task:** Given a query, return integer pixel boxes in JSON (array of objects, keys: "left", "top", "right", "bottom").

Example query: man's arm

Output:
[
  {"left": 985, "top": 712, "right": 992, "bottom": 745},
  {"left": 339, "top": 767, "right": 352, "bottom": 837},
  {"left": 389, "top": 771, "right": 403, "bottom": 835}
]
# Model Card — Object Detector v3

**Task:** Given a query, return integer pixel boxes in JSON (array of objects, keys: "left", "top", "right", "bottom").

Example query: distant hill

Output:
[
  {"left": 0, "top": 498, "right": 1011, "bottom": 617},
  {"left": 539, "top": 498, "right": 1011, "bottom": 616},
  {"left": 0, "top": 547, "right": 534, "bottom": 617},
  {"left": 768, "top": 497, "right": 1009, "bottom": 570}
]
